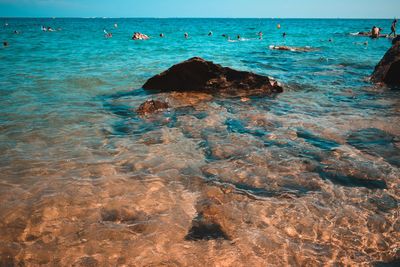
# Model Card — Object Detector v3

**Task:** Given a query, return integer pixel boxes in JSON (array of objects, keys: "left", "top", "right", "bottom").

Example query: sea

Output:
[{"left": 0, "top": 18, "right": 399, "bottom": 266}]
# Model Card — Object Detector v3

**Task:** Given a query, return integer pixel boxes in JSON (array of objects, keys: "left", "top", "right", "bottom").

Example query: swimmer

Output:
[
  {"left": 114, "top": 23, "right": 118, "bottom": 28},
  {"left": 184, "top": 32, "right": 188, "bottom": 39},
  {"left": 132, "top": 32, "right": 149, "bottom": 40},
  {"left": 258, "top": 31, "right": 263, "bottom": 39},
  {"left": 103, "top": 29, "right": 112, "bottom": 38},
  {"left": 3, "top": 41, "right": 8, "bottom": 47},
  {"left": 14, "top": 30, "right": 19, "bottom": 34},
  {"left": 160, "top": 33, "right": 164, "bottom": 38},
  {"left": 328, "top": 38, "right": 333, "bottom": 42},
  {"left": 208, "top": 31, "right": 213, "bottom": 36},
  {"left": 222, "top": 34, "right": 228, "bottom": 38},
  {"left": 41, "top": 25, "right": 47, "bottom": 32},
  {"left": 283, "top": 32, "right": 286, "bottom": 38},
  {"left": 47, "top": 27, "right": 55, "bottom": 32},
  {"left": 371, "top": 26, "right": 380, "bottom": 38},
  {"left": 237, "top": 34, "right": 241, "bottom": 40},
  {"left": 277, "top": 24, "right": 281, "bottom": 29}
]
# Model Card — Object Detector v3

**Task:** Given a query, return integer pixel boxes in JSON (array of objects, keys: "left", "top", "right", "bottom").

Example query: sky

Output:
[{"left": 0, "top": 0, "right": 399, "bottom": 18}]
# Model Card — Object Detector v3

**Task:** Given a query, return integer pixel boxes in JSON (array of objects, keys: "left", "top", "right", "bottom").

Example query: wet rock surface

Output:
[
  {"left": 137, "top": 99, "right": 169, "bottom": 115},
  {"left": 392, "top": 35, "right": 400, "bottom": 45},
  {"left": 142, "top": 57, "right": 283, "bottom": 96},
  {"left": 269, "top": 45, "right": 318, "bottom": 52},
  {"left": 371, "top": 42, "right": 400, "bottom": 86}
]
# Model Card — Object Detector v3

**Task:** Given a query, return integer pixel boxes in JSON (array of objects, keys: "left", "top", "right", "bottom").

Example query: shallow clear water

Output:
[{"left": 0, "top": 18, "right": 399, "bottom": 266}]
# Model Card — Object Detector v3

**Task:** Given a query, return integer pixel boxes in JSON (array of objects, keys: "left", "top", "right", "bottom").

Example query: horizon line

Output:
[{"left": 0, "top": 16, "right": 396, "bottom": 20}]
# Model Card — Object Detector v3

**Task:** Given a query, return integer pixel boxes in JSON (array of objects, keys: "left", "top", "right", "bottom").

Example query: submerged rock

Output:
[
  {"left": 371, "top": 42, "right": 400, "bottom": 86},
  {"left": 142, "top": 57, "right": 282, "bottom": 96},
  {"left": 137, "top": 99, "right": 169, "bottom": 115},
  {"left": 352, "top": 32, "right": 388, "bottom": 38},
  {"left": 269, "top": 45, "right": 317, "bottom": 52}
]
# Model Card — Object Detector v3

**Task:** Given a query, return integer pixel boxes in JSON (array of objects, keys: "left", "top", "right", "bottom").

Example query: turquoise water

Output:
[{"left": 1, "top": 18, "right": 399, "bottom": 266}]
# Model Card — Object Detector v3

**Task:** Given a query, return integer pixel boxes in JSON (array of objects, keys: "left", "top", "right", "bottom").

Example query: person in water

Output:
[
  {"left": 208, "top": 31, "right": 213, "bottom": 36},
  {"left": 389, "top": 19, "right": 397, "bottom": 37},
  {"left": 371, "top": 26, "right": 380, "bottom": 38},
  {"left": 184, "top": 32, "right": 189, "bottom": 39},
  {"left": 160, "top": 33, "right": 164, "bottom": 38},
  {"left": 237, "top": 35, "right": 241, "bottom": 40},
  {"left": 132, "top": 32, "right": 149, "bottom": 40},
  {"left": 258, "top": 31, "right": 263, "bottom": 39},
  {"left": 103, "top": 29, "right": 112, "bottom": 38},
  {"left": 283, "top": 32, "right": 286, "bottom": 38},
  {"left": 3, "top": 41, "right": 8, "bottom": 47}
]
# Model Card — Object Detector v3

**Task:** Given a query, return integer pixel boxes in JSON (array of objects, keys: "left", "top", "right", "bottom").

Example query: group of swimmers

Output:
[
  {"left": 371, "top": 19, "right": 397, "bottom": 38},
  {"left": 4, "top": 20, "right": 398, "bottom": 48},
  {"left": 41, "top": 25, "right": 57, "bottom": 32},
  {"left": 132, "top": 32, "right": 150, "bottom": 40},
  {"left": 127, "top": 31, "right": 286, "bottom": 41}
]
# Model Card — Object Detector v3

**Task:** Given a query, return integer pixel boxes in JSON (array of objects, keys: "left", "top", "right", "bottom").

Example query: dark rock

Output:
[
  {"left": 142, "top": 57, "right": 282, "bottom": 96},
  {"left": 136, "top": 99, "right": 169, "bottom": 115},
  {"left": 72, "top": 256, "right": 98, "bottom": 267},
  {"left": 371, "top": 42, "right": 400, "bottom": 86},
  {"left": 357, "top": 32, "right": 370, "bottom": 36},
  {"left": 269, "top": 45, "right": 318, "bottom": 52},
  {"left": 392, "top": 35, "right": 400, "bottom": 45},
  {"left": 185, "top": 213, "right": 229, "bottom": 241}
]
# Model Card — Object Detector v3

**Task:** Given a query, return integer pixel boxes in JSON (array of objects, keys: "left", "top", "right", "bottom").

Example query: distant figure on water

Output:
[
  {"left": 41, "top": 25, "right": 47, "bottom": 32},
  {"left": 389, "top": 19, "right": 397, "bottom": 37},
  {"left": 104, "top": 29, "right": 112, "bottom": 38},
  {"left": 114, "top": 23, "right": 118, "bottom": 28},
  {"left": 14, "top": 30, "right": 19, "bottom": 34},
  {"left": 3, "top": 41, "right": 8, "bottom": 47},
  {"left": 283, "top": 32, "right": 286, "bottom": 38},
  {"left": 132, "top": 32, "right": 149, "bottom": 40},
  {"left": 160, "top": 33, "right": 164, "bottom": 38},
  {"left": 237, "top": 35, "right": 241, "bottom": 40},
  {"left": 371, "top": 26, "right": 380, "bottom": 38},
  {"left": 208, "top": 31, "right": 213, "bottom": 36},
  {"left": 277, "top": 24, "right": 281, "bottom": 29},
  {"left": 184, "top": 32, "right": 189, "bottom": 39},
  {"left": 258, "top": 31, "right": 263, "bottom": 39}
]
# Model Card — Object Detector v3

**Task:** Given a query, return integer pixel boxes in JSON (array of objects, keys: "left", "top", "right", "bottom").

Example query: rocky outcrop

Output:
[
  {"left": 142, "top": 57, "right": 282, "bottom": 96},
  {"left": 269, "top": 45, "right": 317, "bottom": 52},
  {"left": 137, "top": 99, "right": 169, "bottom": 115},
  {"left": 371, "top": 42, "right": 400, "bottom": 86},
  {"left": 392, "top": 35, "right": 400, "bottom": 45}
]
